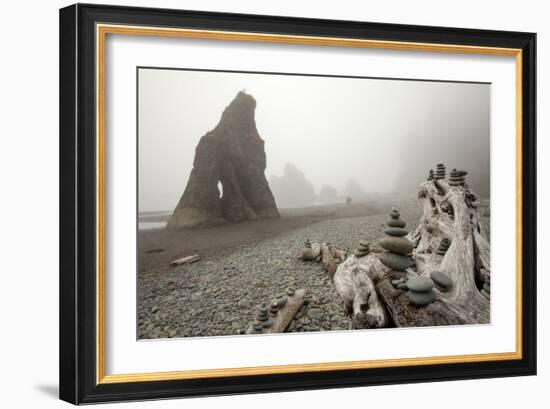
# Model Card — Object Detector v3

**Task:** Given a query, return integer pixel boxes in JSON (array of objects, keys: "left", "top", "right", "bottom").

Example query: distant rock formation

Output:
[
  {"left": 166, "top": 91, "right": 280, "bottom": 229},
  {"left": 269, "top": 163, "right": 316, "bottom": 208}
]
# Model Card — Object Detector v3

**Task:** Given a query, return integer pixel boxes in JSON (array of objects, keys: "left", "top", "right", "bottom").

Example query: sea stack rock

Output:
[
  {"left": 427, "top": 169, "right": 434, "bottom": 181},
  {"left": 449, "top": 168, "right": 468, "bottom": 186},
  {"left": 167, "top": 91, "right": 280, "bottom": 229},
  {"left": 378, "top": 207, "right": 414, "bottom": 271},
  {"left": 434, "top": 163, "right": 446, "bottom": 180},
  {"left": 437, "top": 238, "right": 451, "bottom": 256},
  {"left": 354, "top": 240, "right": 370, "bottom": 257},
  {"left": 406, "top": 276, "right": 436, "bottom": 306},
  {"left": 430, "top": 271, "right": 453, "bottom": 292}
]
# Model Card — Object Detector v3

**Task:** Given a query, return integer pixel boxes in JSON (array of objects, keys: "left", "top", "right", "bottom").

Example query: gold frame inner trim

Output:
[{"left": 96, "top": 23, "right": 523, "bottom": 385}]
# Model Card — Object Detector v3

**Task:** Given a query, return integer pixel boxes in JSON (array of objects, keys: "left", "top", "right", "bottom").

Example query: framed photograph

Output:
[{"left": 59, "top": 3, "right": 536, "bottom": 404}]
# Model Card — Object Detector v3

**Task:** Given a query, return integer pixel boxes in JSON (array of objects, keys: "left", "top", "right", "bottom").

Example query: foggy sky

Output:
[{"left": 138, "top": 68, "right": 489, "bottom": 212}]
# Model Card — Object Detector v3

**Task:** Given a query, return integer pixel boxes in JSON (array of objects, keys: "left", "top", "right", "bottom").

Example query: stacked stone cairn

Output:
[
  {"left": 354, "top": 240, "right": 370, "bottom": 258},
  {"left": 269, "top": 301, "right": 279, "bottom": 317},
  {"left": 437, "top": 238, "right": 451, "bottom": 256},
  {"left": 406, "top": 276, "right": 436, "bottom": 306},
  {"left": 449, "top": 168, "right": 468, "bottom": 186},
  {"left": 430, "top": 271, "right": 453, "bottom": 292},
  {"left": 251, "top": 302, "right": 272, "bottom": 333},
  {"left": 427, "top": 169, "right": 434, "bottom": 181},
  {"left": 378, "top": 207, "right": 415, "bottom": 272},
  {"left": 434, "top": 163, "right": 446, "bottom": 180},
  {"left": 304, "top": 239, "right": 312, "bottom": 249}
]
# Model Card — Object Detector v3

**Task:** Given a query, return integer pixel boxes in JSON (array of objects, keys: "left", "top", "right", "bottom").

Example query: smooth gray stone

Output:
[
  {"left": 379, "top": 236, "right": 414, "bottom": 255},
  {"left": 387, "top": 218, "right": 406, "bottom": 228},
  {"left": 391, "top": 279, "right": 401, "bottom": 286},
  {"left": 276, "top": 296, "right": 288, "bottom": 308},
  {"left": 354, "top": 250, "right": 368, "bottom": 257},
  {"left": 396, "top": 283, "right": 408, "bottom": 290},
  {"left": 378, "top": 252, "right": 414, "bottom": 271},
  {"left": 384, "top": 227, "right": 408, "bottom": 237},
  {"left": 359, "top": 240, "right": 369, "bottom": 247},
  {"left": 408, "top": 289, "right": 436, "bottom": 306},
  {"left": 431, "top": 271, "right": 453, "bottom": 288},
  {"left": 407, "top": 276, "right": 434, "bottom": 292}
]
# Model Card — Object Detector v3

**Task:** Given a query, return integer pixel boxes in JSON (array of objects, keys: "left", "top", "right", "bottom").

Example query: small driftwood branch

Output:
[{"left": 169, "top": 254, "right": 200, "bottom": 266}]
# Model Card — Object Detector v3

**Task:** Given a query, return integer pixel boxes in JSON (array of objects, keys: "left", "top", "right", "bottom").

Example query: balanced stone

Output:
[
  {"left": 427, "top": 169, "right": 434, "bottom": 181},
  {"left": 449, "top": 168, "right": 467, "bottom": 186},
  {"left": 396, "top": 282, "right": 408, "bottom": 290},
  {"left": 408, "top": 289, "right": 436, "bottom": 306},
  {"left": 252, "top": 321, "right": 263, "bottom": 333},
  {"left": 378, "top": 252, "right": 414, "bottom": 271},
  {"left": 434, "top": 163, "right": 446, "bottom": 180},
  {"left": 354, "top": 240, "right": 370, "bottom": 257},
  {"left": 256, "top": 303, "right": 269, "bottom": 321},
  {"left": 276, "top": 295, "right": 288, "bottom": 308},
  {"left": 430, "top": 271, "right": 453, "bottom": 291},
  {"left": 387, "top": 218, "right": 406, "bottom": 228},
  {"left": 269, "top": 302, "right": 279, "bottom": 316},
  {"left": 391, "top": 279, "right": 401, "bottom": 286},
  {"left": 390, "top": 207, "right": 400, "bottom": 219},
  {"left": 286, "top": 287, "right": 295, "bottom": 296},
  {"left": 379, "top": 236, "right": 414, "bottom": 255},
  {"left": 384, "top": 227, "right": 408, "bottom": 237},
  {"left": 304, "top": 239, "right": 312, "bottom": 248},
  {"left": 378, "top": 207, "right": 414, "bottom": 271},
  {"left": 406, "top": 276, "right": 434, "bottom": 292}
]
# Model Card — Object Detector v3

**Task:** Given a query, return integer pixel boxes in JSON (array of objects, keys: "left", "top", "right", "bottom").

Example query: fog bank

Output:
[{"left": 139, "top": 68, "right": 490, "bottom": 212}]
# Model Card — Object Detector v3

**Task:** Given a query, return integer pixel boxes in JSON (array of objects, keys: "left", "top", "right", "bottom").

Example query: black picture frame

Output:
[{"left": 59, "top": 3, "right": 536, "bottom": 404}]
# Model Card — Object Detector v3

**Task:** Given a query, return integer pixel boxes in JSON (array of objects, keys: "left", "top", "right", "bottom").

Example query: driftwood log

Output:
[
  {"left": 301, "top": 242, "right": 347, "bottom": 277},
  {"left": 333, "top": 177, "right": 490, "bottom": 329}
]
